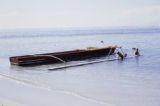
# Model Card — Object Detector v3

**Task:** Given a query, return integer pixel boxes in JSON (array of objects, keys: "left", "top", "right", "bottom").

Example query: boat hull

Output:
[{"left": 10, "top": 47, "right": 116, "bottom": 66}]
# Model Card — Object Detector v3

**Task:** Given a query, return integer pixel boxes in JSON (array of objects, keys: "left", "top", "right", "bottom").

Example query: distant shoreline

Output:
[{"left": 0, "top": 27, "right": 160, "bottom": 39}]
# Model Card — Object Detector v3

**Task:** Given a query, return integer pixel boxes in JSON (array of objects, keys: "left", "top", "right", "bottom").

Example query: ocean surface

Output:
[{"left": 0, "top": 28, "right": 160, "bottom": 106}]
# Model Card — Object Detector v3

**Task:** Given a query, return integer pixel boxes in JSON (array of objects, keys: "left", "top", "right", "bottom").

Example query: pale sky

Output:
[{"left": 0, "top": 0, "right": 160, "bottom": 29}]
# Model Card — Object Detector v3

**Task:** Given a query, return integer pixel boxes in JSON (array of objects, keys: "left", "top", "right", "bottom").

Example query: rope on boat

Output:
[
  {"left": 107, "top": 46, "right": 113, "bottom": 58},
  {"left": 33, "top": 46, "right": 116, "bottom": 65},
  {"left": 33, "top": 54, "right": 66, "bottom": 63}
]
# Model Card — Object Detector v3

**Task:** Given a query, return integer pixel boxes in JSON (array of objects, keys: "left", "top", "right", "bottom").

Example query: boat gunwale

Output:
[{"left": 10, "top": 47, "right": 116, "bottom": 58}]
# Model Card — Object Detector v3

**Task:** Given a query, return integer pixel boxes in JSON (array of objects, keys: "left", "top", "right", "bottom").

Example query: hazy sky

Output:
[{"left": 0, "top": 0, "right": 160, "bottom": 29}]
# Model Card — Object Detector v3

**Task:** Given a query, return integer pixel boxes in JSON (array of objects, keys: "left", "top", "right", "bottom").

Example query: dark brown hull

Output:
[{"left": 10, "top": 46, "right": 116, "bottom": 66}]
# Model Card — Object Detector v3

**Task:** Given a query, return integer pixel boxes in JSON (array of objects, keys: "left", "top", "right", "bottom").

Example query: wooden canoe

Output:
[{"left": 9, "top": 46, "right": 117, "bottom": 66}]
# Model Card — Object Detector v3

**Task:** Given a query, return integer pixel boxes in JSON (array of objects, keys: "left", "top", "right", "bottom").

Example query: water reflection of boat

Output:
[{"left": 9, "top": 46, "right": 116, "bottom": 66}]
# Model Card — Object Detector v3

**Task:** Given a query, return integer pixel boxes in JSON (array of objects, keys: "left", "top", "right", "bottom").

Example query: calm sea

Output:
[{"left": 0, "top": 28, "right": 160, "bottom": 106}]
